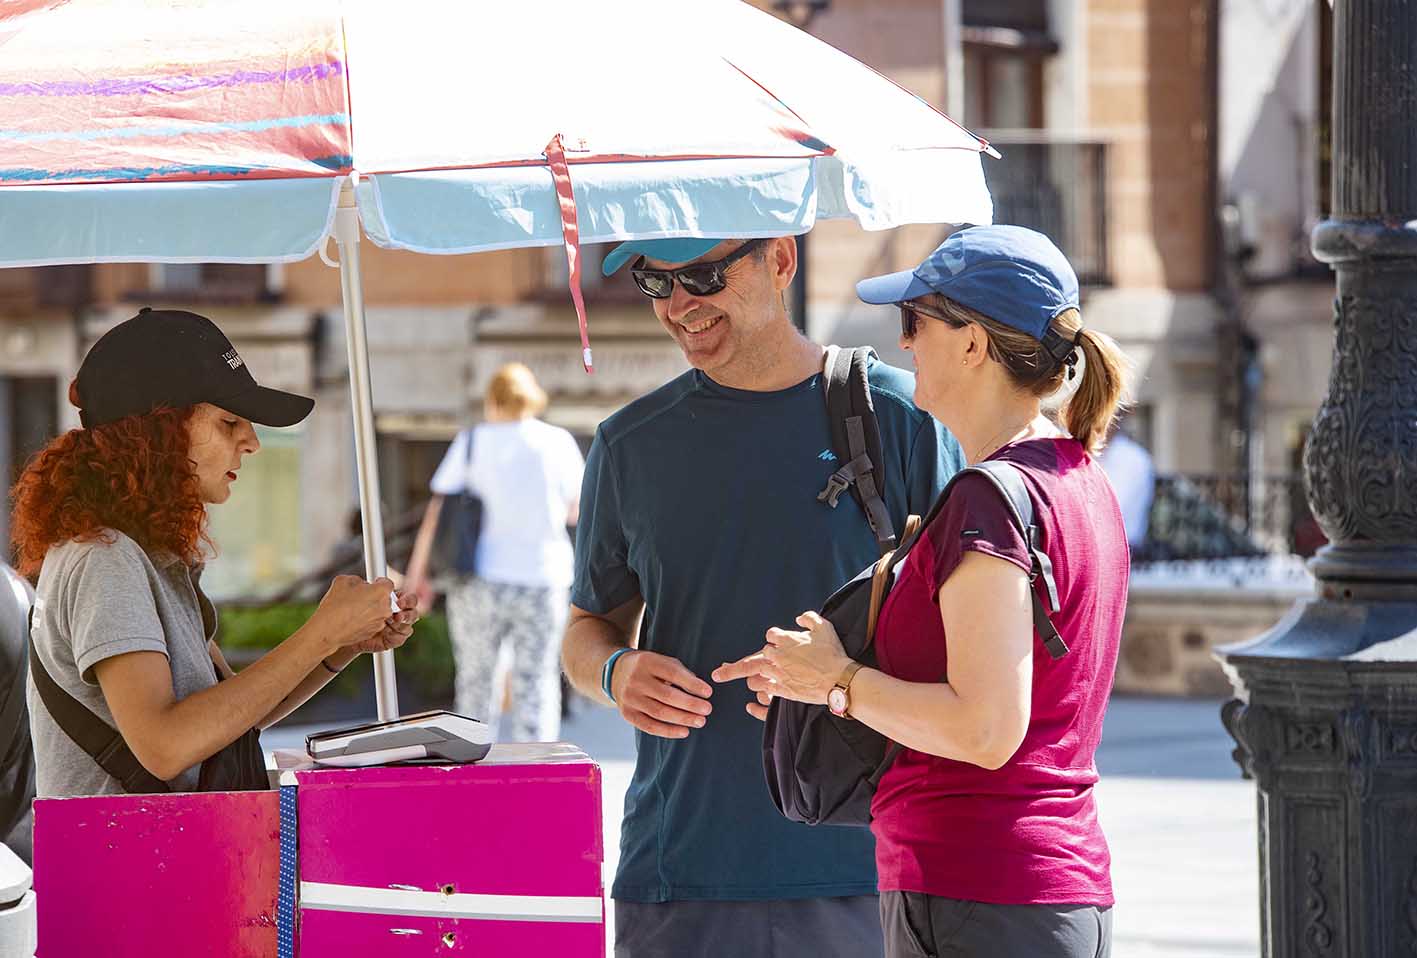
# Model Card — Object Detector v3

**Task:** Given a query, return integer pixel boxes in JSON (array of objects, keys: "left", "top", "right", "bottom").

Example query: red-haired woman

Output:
[{"left": 12, "top": 308, "right": 418, "bottom": 797}]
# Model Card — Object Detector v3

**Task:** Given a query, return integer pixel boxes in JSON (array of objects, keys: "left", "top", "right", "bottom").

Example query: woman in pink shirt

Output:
[{"left": 718, "top": 226, "right": 1133, "bottom": 957}]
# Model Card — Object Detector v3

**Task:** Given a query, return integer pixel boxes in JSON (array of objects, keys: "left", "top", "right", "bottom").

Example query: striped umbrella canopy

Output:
[{"left": 0, "top": 0, "right": 994, "bottom": 719}]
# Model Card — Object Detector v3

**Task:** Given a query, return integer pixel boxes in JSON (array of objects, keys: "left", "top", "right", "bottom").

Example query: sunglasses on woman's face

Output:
[
  {"left": 631, "top": 239, "right": 766, "bottom": 299},
  {"left": 898, "top": 301, "right": 964, "bottom": 340}
]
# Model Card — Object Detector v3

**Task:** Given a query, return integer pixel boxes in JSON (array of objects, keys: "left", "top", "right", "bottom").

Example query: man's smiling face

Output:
[{"left": 647, "top": 239, "right": 779, "bottom": 375}]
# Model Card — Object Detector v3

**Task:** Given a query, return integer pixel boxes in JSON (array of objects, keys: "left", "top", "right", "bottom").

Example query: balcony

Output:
[
  {"left": 0, "top": 266, "right": 92, "bottom": 312},
  {"left": 981, "top": 135, "right": 1109, "bottom": 286},
  {"left": 1134, "top": 473, "right": 1322, "bottom": 564},
  {"left": 122, "top": 264, "right": 281, "bottom": 305}
]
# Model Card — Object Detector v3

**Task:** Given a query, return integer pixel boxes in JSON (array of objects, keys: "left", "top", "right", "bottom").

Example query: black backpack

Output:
[
  {"left": 816, "top": 346, "right": 897, "bottom": 554},
  {"left": 763, "top": 459, "right": 1070, "bottom": 827}
]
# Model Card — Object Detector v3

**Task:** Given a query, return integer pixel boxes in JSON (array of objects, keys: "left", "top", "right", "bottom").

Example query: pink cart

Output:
[{"left": 32, "top": 755, "right": 603, "bottom": 957}]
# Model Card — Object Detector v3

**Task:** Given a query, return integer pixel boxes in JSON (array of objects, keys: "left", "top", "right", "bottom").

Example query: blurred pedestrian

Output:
[
  {"left": 406, "top": 363, "right": 583, "bottom": 741},
  {"left": 1099, "top": 420, "right": 1154, "bottom": 550}
]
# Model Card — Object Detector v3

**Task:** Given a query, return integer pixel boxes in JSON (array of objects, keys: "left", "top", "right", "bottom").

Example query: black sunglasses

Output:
[
  {"left": 898, "top": 301, "right": 967, "bottom": 339},
  {"left": 631, "top": 239, "right": 766, "bottom": 299}
]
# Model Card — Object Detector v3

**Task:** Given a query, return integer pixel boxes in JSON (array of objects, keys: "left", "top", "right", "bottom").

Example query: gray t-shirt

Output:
[{"left": 27, "top": 531, "right": 219, "bottom": 797}]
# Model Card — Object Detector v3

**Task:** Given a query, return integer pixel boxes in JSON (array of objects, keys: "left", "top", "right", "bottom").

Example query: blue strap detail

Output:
[
  {"left": 277, "top": 784, "right": 299, "bottom": 958},
  {"left": 601, "top": 647, "right": 636, "bottom": 702}
]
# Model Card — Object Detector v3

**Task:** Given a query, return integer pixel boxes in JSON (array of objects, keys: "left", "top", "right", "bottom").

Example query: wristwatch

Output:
[{"left": 827, "top": 661, "right": 865, "bottom": 719}]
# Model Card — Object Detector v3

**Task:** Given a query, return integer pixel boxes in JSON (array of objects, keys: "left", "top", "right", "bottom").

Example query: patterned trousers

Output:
[{"left": 445, "top": 575, "right": 568, "bottom": 742}]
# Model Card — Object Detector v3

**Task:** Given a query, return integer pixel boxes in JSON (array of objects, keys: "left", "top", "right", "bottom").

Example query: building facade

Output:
[{"left": 0, "top": 0, "right": 1334, "bottom": 596}]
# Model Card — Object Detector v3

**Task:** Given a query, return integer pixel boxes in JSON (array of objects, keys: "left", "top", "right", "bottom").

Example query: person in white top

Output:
[
  {"left": 1098, "top": 427, "right": 1155, "bottom": 549},
  {"left": 406, "top": 364, "right": 584, "bottom": 741}
]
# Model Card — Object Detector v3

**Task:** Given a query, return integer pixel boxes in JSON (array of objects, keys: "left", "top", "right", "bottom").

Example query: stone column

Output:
[{"left": 1215, "top": 2, "right": 1417, "bottom": 956}]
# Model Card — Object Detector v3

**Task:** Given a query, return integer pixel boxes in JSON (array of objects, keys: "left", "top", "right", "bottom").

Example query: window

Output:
[
  {"left": 961, "top": 0, "right": 1055, "bottom": 131},
  {"left": 140, "top": 263, "right": 281, "bottom": 304},
  {"left": 0, "top": 267, "right": 91, "bottom": 311},
  {"left": 1316, "top": 0, "right": 1332, "bottom": 218},
  {"left": 541, "top": 243, "right": 643, "bottom": 304},
  {"left": 0, "top": 375, "right": 58, "bottom": 561}
]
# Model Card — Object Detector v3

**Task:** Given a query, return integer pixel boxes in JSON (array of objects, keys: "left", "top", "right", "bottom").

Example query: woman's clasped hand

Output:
[
  {"left": 314, "top": 575, "right": 420, "bottom": 655},
  {"left": 713, "top": 611, "right": 851, "bottom": 719}
]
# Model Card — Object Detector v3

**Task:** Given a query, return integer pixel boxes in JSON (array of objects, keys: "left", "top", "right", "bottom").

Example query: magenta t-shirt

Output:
[{"left": 869, "top": 438, "right": 1129, "bottom": 906}]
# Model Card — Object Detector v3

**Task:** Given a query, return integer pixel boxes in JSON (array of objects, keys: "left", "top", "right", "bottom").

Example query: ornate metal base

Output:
[{"left": 1219, "top": 592, "right": 1417, "bottom": 957}]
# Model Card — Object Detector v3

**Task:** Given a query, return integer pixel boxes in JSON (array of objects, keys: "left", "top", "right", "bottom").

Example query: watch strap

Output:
[{"left": 835, "top": 660, "right": 865, "bottom": 692}]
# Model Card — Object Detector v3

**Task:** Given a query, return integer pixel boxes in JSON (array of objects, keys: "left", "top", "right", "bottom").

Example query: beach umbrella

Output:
[{"left": 0, "top": 0, "right": 995, "bottom": 720}]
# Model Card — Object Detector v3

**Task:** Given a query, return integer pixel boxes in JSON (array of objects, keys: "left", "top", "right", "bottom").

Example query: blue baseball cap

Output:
[
  {"left": 856, "top": 225, "right": 1080, "bottom": 341},
  {"left": 601, "top": 237, "right": 723, "bottom": 277}
]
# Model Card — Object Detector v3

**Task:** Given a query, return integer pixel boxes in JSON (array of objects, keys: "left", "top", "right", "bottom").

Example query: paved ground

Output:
[{"left": 267, "top": 693, "right": 1259, "bottom": 957}]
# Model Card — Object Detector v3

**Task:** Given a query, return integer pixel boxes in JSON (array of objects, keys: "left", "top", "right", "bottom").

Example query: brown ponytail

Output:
[
  {"left": 1050, "top": 311, "right": 1133, "bottom": 454},
  {"left": 919, "top": 295, "right": 1134, "bottom": 454}
]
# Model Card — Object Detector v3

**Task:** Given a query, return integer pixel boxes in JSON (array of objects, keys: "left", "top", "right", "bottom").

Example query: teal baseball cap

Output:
[{"left": 601, "top": 237, "right": 723, "bottom": 277}]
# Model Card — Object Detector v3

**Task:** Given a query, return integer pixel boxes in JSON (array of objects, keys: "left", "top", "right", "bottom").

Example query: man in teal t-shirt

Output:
[{"left": 563, "top": 234, "right": 963, "bottom": 957}]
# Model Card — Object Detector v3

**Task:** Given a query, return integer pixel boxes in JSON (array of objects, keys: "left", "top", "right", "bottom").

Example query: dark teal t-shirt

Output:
[{"left": 572, "top": 359, "right": 964, "bottom": 903}]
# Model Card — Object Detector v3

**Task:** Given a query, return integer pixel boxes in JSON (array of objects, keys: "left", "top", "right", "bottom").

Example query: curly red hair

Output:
[{"left": 10, "top": 397, "right": 210, "bottom": 578}]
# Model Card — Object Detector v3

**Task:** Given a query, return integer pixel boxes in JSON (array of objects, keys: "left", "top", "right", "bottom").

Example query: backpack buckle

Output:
[{"left": 817, "top": 470, "right": 852, "bottom": 508}]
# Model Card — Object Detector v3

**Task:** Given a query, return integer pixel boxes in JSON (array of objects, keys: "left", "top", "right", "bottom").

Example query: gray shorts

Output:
[
  {"left": 881, "top": 891, "right": 1112, "bottom": 958},
  {"left": 615, "top": 895, "right": 883, "bottom": 958}
]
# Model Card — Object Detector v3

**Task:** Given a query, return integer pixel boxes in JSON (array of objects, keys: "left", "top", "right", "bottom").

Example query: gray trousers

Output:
[
  {"left": 445, "top": 576, "right": 567, "bottom": 741},
  {"left": 615, "top": 896, "right": 883, "bottom": 958},
  {"left": 881, "top": 891, "right": 1112, "bottom": 958}
]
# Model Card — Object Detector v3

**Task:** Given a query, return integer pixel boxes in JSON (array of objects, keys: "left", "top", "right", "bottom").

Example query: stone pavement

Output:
[{"left": 267, "top": 694, "right": 1259, "bottom": 957}]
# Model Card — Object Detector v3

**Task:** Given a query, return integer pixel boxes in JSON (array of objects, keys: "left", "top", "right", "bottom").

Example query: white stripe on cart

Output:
[{"left": 299, "top": 882, "right": 602, "bottom": 923}]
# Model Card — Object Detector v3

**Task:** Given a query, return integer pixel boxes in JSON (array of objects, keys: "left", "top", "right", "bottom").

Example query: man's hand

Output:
[{"left": 612, "top": 650, "right": 713, "bottom": 739}]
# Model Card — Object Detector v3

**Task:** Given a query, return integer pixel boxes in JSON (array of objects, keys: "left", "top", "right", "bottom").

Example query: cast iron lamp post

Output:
[{"left": 1216, "top": 2, "right": 1417, "bottom": 955}]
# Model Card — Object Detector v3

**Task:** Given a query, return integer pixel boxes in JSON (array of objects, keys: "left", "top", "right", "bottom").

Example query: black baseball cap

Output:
[{"left": 74, "top": 308, "right": 314, "bottom": 429}]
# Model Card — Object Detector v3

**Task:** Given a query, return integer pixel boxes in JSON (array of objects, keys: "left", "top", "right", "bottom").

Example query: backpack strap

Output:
[
  {"left": 817, "top": 345, "right": 897, "bottom": 554},
  {"left": 866, "top": 514, "right": 922, "bottom": 644},
  {"left": 958, "top": 461, "right": 1070, "bottom": 661},
  {"left": 27, "top": 609, "right": 170, "bottom": 794},
  {"left": 866, "top": 460, "right": 1069, "bottom": 776}
]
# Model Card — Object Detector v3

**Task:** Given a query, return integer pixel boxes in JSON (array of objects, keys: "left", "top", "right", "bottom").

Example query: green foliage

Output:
[{"left": 217, "top": 603, "right": 454, "bottom": 700}]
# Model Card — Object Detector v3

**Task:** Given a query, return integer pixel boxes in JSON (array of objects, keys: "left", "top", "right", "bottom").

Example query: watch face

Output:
[{"left": 828, "top": 687, "right": 848, "bottom": 717}]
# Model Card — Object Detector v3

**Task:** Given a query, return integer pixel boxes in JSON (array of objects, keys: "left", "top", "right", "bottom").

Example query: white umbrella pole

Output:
[{"left": 333, "top": 178, "right": 400, "bottom": 722}]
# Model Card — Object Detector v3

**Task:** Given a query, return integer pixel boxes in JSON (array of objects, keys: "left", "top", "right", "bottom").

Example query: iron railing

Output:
[
  {"left": 1135, "top": 473, "right": 1322, "bottom": 563},
  {"left": 982, "top": 136, "right": 1109, "bottom": 286}
]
